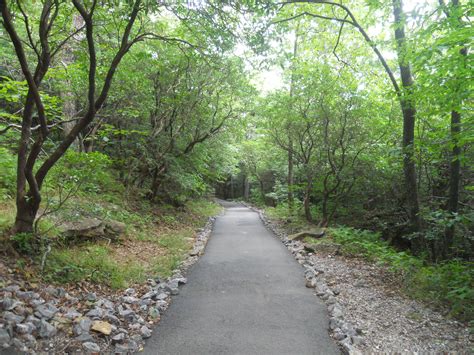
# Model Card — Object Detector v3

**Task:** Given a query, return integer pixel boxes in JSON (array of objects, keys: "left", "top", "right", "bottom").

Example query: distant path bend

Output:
[{"left": 143, "top": 201, "right": 339, "bottom": 355}]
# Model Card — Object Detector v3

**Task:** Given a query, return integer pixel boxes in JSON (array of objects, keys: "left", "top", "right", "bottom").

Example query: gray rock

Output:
[
  {"left": 148, "top": 307, "right": 160, "bottom": 320},
  {"left": 329, "top": 304, "right": 344, "bottom": 319},
  {"left": 20, "top": 333, "right": 36, "bottom": 348},
  {"left": 174, "top": 277, "right": 187, "bottom": 285},
  {"left": 25, "top": 315, "right": 41, "bottom": 327},
  {"left": 104, "top": 313, "right": 120, "bottom": 325},
  {"left": 4, "top": 285, "right": 20, "bottom": 292},
  {"left": 333, "top": 328, "right": 346, "bottom": 341},
  {"left": 0, "top": 328, "right": 11, "bottom": 345},
  {"left": 339, "top": 337, "right": 355, "bottom": 355},
  {"left": 64, "top": 309, "right": 82, "bottom": 320},
  {"left": 140, "top": 299, "right": 152, "bottom": 306},
  {"left": 115, "top": 341, "right": 138, "bottom": 353},
  {"left": 3, "top": 311, "right": 25, "bottom": 324},
  {"left": 124, "top": 288, "right": 136, "bottom": 296},
  {"left": 140, "top": 325, "right": 152, "bottom": 339},
  {"left": 329, "top": 317, "right": 342, "bottom": 330},
  {"left": 156, "top": 293, "right": 168, "bottom": 301},
  {"left": 351, "top": 335, "right": 365, "bottom": 346},
  {"left": 86, "top": 308, "right": 104, "bottom": 319},
  {"left": 73, "top": 318, "right": 92, "bottom": 336},
  {"left": 86, "top": 292, "right": 97, "bottom": 302},
  {"left": 111, "top": 332, "right": 126, "bottom": 344},
  {"left": 15, "top": 322, "right": 36, "bottom": 334},
  {"left": 96, "top": 299, "right": 115, "bottom": 310},
  {"left": 141, "top": 291, "right": 157, "bottom": 300},
  {"left": 12, "top": 338, "right": 27, "bottom": 352},
  {"left": 140, "top": 304, "right": 148, "bottom": 312},
  {"left": 35, "top": 303, "right": 59, "bottom": 319},
  {"left": 82, "top": 341, "right": 100, "bottom": 353},
  {"left": 119, "top": 309, "right": 136, "bottom": 322},
  {"left": 38, "top": 320, "right": 56, "bottom": 338},
  {"left": 30, "top": 299, "right": 45, "bottom": 308},
  {"left": 75, "top": 333, "right": 94, "bottom": 342},
  {"left": 122, "top": 296, "right": 139, "bottom": 304}
]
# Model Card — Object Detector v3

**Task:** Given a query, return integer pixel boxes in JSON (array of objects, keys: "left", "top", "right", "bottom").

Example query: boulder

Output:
[
  {"left": 304, "top": 242, "right": 341, "bottom": 255},
  {"left": 288, "top": 228, "right": 326, "bottom": 241},
  {"left": 59, "top": 218, "right": 125, "bottom": 244}
]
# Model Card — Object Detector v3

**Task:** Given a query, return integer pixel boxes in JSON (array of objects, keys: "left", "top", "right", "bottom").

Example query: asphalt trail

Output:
[{"left": 143, "top": 201, "right": 339, "bottom": 355}]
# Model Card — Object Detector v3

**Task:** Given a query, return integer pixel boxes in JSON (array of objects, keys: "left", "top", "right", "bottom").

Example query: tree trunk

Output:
[
  {"left": 243, "top": 175, "right": 250, "bottom": 201},
  {"left": 443, "top": 0, "right": 467, "bottom": 258},
  {"left": 392, "top": 0, "right": 422, "bottom": 239},
  {"left": 287, "top": 22, "right": 299, "bottom": 213},
  {"left": 304, "top": 177, "right": 313, "bottom": 223}
]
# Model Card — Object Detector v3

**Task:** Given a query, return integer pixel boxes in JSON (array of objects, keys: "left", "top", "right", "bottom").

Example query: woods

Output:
[{"left": 0, "top": 0, "right": 472, "bottom": 342}]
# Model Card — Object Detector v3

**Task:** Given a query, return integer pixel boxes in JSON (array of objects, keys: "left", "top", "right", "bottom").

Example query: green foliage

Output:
[
  {"left": 0, "top": 147, "right": 16, "bottom": 200},
  {"left": 11, "top": 233, "right": 35, "bottom": 255},
  {"left": 48, "top": 151, "right": 115, "bottom": 195},
  {"left": 329, "top": 227, "right": 473, "bottom": 320},
  {"left": 44, "top": 245, "right": 141, "bottom": 289}
]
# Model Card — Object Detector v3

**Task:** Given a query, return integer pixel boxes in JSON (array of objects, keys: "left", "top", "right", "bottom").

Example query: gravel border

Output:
[
  {"left": 249, "top": 205, "right": 472, "bottom": 354},
  {"left": 0, "top": 215, "right": 218, "bottom": 354}
]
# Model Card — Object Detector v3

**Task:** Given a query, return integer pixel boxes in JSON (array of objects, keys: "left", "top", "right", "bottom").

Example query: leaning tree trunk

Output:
[{"left": 303, "top": 174, "right": 313, "bottom": 223}]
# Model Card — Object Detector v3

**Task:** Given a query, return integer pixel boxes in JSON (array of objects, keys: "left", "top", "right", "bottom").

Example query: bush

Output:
[{"left": 47, "top": 151, "right": 116, "bottom": 195}]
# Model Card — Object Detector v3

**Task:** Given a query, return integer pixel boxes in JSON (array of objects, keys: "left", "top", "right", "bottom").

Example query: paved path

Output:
[{"left": 143, "top": 202, "right": 339, "bottom": 355}]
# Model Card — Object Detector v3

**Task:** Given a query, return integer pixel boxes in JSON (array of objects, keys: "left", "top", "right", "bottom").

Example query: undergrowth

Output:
[{"left": 265, "top": 205, "right": 473, "bottom": 323}]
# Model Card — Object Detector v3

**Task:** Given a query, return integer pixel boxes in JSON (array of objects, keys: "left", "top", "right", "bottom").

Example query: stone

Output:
[
  {"left": 73, "top": 318, "right": 92, "bottom": 336},
  {"left": 26, "top": 315, "right": 41, "bottom": 327},
  {"left": 38, "top": 320, "right": 57, "bottom": 338},
  {"left": 82, "top": 341, "right": 100, "bottom": 353},
  {"left": 329, "top": 317, "right": 342, "bottom": 330},
  {"left": 15, "top": 322, "right": 36, "bottom": 335},
  {"left": 174, "top": 277, "right": 187, "bottom": 285},
  {"left": 104, "top": 313, "right": 120, "bottom": 325},
  {"left": 141, "top": 291, "right": 156, "bottom": 300},
  {"left": 75, "top": 333, "right": 94, "bottom": 342},
  {"left": 140, "top": 326, "right": 152, "bottom": 339},
  {"left": 112, "top": 332, "right": 126, "bottom": 344},
  {"left": 124, "top": 288, "right": 136, "bottom": 296},
  {"left": 0, "top": 328, "right": 11, "bottom": 345},
  {"left": 122, "top": 296, "right": 139, "bottom": 304},
  {"left": 351, "top": 335, "right": 365, "bottom": 346},
  {"left": 104, "top": 220, "right": 126, "bottom": 238},
  {"left": 35, "top": 303, "right": 59, "bottom": 319},
  {"left": 354, "top": 280, "right": 367, "bottom": 288},
  {"left": 12, "top": 338, "right": 27, "bottom": 352},
  {"left": 5, "top": 285, "right": 20, "bottom": 292},
  {"left": 16, "top": 291, "right": 38, "bottom": 300},
  {"left": 20, "top": 333, "right": 36, "bottom": 348},
  {"left": 304, "top": 242, "right": 341, "bottom": 255},
  {"left": 91, "top": 320, "right": 112, "bottom": 335},
  {"left": 140, "top": 299, "right": 152, "bottom": 306},
  {"left": 329, "top": 304, "right": 344, "bottom": 319},
  {"left": 64, "top": 309, "right": 82, "bottom": 320},
  {"left": 86, "top": 308, "right": 104, "bottom": 319},
  {"left": 305, "top": 278, "right": 317, "bottom": 288},
  {"left": 119, "top": 309, "right": 136, "bottom": 322},
  {"left": 289, "top": 229, "right": 325, "bottom": 241},
  {"left": 333, "top": 328, "right": 346, "bottom": 341},
  {"left": 148, "top": 307, "right": 160, "bottom": 320},
  {"left": 339, "top": 337, "right": 355, "bottom": 355},
  {"left": 86, "top": 293, "right": 97, "bottom": 302},
  {"left": 3, "top": 311, "right": 25, "bottom": 324},
  {"left": 156, "top": 293, "right": 168, "bottom": 301}
]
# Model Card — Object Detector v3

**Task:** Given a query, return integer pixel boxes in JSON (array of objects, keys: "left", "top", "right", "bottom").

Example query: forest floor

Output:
[{"left": 257, "top": 205, "right": 473, "bottom": 353}]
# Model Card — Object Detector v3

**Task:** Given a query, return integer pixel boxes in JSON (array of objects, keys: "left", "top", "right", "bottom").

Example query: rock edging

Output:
[
  {"left": 248, "top": 205, "right": 360, "bottom": 355},
  {"left": 0, "top": 216, "right": 218, "bottom": 354}
]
